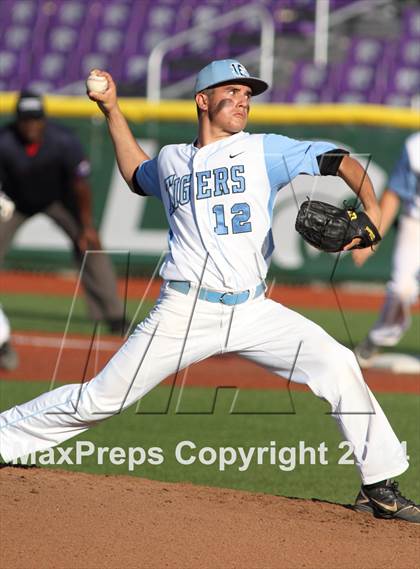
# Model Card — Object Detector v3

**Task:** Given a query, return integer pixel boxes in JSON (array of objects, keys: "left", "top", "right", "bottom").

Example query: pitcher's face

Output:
[{"left": 200, "top": 83, "right": 252, "bottom": 134}]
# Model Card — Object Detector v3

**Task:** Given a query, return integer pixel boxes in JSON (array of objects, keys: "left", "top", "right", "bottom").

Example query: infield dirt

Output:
[{"left": 1, "top": 466, "right": 419, "bottom": 569}]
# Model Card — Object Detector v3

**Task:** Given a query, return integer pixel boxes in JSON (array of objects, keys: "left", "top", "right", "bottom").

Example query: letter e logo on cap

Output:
[{"left": 230, "top": 63, "right": 248, "bottom": 78}]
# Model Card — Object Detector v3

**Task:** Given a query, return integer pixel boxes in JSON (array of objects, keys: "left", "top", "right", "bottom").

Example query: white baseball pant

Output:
[
  {"left": 0, "top": 283, "right": 408, "bottom": 484},
  {"left": 370, "top": 215, "right": 420, "bottom": 347}
]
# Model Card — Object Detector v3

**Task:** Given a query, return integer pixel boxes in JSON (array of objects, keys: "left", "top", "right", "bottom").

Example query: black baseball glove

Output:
[{"left": 295, "top": 199, "right": 381, "bottom": 253}]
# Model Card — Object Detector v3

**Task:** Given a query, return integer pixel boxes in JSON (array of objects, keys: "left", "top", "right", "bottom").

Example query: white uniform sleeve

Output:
[{"left": 263, "top": 134, "right": 338, "bottom": 191}]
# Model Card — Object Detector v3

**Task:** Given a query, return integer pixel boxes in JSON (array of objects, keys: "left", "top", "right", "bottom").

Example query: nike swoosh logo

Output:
[
  {"left": 370, "top": 498, "right": 398, "bottom": 513},
  {"left": 229, "top": 152, "right": 244, "bottom": 159}
]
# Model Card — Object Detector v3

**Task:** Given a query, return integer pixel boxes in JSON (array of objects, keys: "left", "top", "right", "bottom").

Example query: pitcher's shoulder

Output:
[{"left": 159, "top": 142, "right": 194, "bottom": 161}]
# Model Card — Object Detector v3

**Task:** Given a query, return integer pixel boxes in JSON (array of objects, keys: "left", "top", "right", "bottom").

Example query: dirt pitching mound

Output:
[{"left": 1, "top": 468, "right": 418, "bottom": 569}]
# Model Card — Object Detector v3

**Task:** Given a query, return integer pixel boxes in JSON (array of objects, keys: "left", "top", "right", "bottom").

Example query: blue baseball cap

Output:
[{"left": 194, "top": 59, "right": 269, "bottom": 96}]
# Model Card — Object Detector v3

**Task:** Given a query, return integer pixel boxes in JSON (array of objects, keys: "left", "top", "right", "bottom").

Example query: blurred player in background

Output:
[
  {"left": 0, "top": 191, "right": 18, "bottom": 370},
  {"left": 0, "top": 306, "right": 16, "bottom": 370},
  {"left": 0, "top": 91, "right": 126, "bottom": 334},
  {"left": 354, "top": 131, "right": 420, "bottom": 364}
]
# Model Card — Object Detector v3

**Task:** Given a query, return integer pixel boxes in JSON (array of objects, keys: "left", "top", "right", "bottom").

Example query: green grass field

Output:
[
  {"left": 1, "top": 382, "right": 419, "bottom": 505},
  {"left": 1, "top": 290, "right": 419, "bottom": 504}
]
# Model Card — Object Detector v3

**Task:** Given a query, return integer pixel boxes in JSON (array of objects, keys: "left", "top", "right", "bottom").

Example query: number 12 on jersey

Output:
[{"left": 212, "top": 203, "right": 252, "bottom": 235}]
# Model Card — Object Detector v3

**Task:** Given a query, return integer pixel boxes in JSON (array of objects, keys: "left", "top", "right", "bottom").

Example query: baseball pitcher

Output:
[{"left": 0, "top": 60, "right": 418, "bottom": 523}]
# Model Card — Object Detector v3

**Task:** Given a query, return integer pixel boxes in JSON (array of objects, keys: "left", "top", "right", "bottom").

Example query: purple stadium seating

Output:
[
  {"left": 339, "top": 64, "right": 376, "bottom": 93},
  {"left": 2, "top": 24, "right": 32, "bottom": 52},
  {"left": 395, "top": 38, "right": 420, "bottom": 68},
  {"left": 56, "top": 1, "right": 87, "bottom": 26},
  {"left": 347, "top": 37, "right": 384, "bottom": 66},
  {"left": 387, "top": 66, "right": 420, "bottom": 96},
  {"left": 403, "top": 7, "right": 420, "bottom": 38},
  {"left": 282, "top": 62, "right": 332, "bottom": 103},
  {"left": 0, "top": 51, "right": 18, "bottom": 83},
  {"left": 382, "top": 91, "right": 412, "bottom": 107},
  {"left": 0, "top": 0, "right": 416, "bottom": 106},
  {"left": 335, "top": 91, "right": 369, "bottom": 104}
]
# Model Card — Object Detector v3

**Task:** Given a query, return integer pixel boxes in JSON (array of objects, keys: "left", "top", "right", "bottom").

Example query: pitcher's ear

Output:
[{"left": 195, "top": 92, "right": 209, "bottom": 112}]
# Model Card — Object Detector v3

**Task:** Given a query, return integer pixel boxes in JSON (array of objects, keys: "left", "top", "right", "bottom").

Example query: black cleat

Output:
[
  {"left": 354, "top": 480, "right": 420, "bottom": 523},
  {"left": 355, "top": 336, "right": 380, "bottom": 366},
  {"left": 107, "top": 317, "right": 130, "bottom": 336}
]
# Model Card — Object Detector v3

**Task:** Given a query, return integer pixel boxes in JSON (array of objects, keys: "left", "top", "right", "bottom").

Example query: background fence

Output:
[{"left": 0, "top": 96, "right": 417, "bottom": 282}]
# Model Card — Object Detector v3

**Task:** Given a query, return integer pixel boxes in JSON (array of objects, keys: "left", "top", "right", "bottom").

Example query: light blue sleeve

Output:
[
  {"left": 134, "top": 157, "right": 162, "bottom": 199},
  {"left": 388, "top": 144, "right": 417, "bottom": 203},
  {"left": 263, "top": 134, "right": 338, "bottom": 191}
]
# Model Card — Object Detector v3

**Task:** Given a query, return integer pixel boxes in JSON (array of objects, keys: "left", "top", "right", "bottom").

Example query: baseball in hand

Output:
[{"left": 86, "top": 72, "right": 108, "bottom": 94}]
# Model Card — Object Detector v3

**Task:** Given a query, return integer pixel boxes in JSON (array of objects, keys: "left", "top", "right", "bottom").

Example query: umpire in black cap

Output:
[
  {"left": 0, "top": 90, "right": 126, "bottom": 334},
  {"left": 16, "top": 90, "right": 45, "bottom": 119}
]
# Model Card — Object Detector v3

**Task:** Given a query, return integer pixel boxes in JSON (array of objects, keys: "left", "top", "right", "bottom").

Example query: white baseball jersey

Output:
[
  {"left": 388, "top": 131, "right": 420, "bottom": 220},
  {"left": 134, "top": 131, "right": 336, "bottom": 290}
]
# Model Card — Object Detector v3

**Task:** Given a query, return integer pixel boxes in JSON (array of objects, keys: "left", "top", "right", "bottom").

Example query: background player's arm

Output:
[
  {"left": 73, "top": 177, "right": 101, "bottom": 251},
  {"left": 352, "top": 188, "right": 401, "bottom": 266},
  {"left": 62, "top": 132, "right": 101, "bottom": 252},
  {"left": 87, "top": 70, "right": 149, "bottom": 191},
  {"left": 377, "top": 189, "right": 401, "bottom": 235},
  {"left": 337, "top": 155, "right": 381, "bottom": 251}
]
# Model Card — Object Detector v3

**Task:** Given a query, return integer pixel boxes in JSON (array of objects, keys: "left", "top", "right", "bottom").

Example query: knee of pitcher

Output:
[
  {"left": 316, "top": 342, "right": 362, "bottom": 386},
  {"left": 75, "top": 393, "right": 122, "bottom": 422}
]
